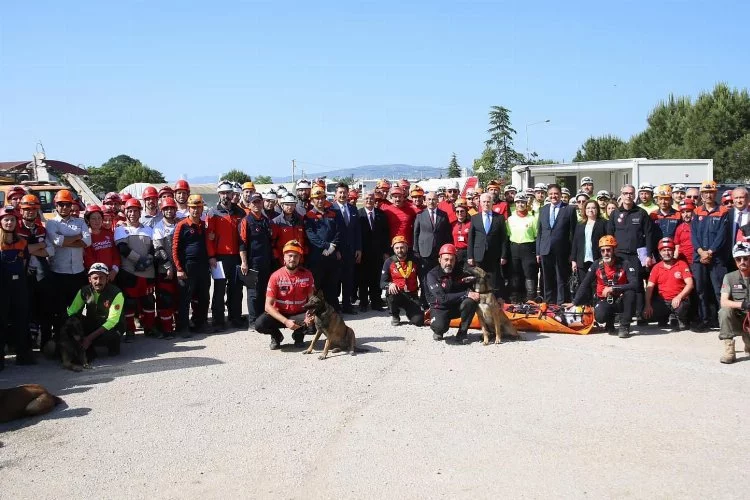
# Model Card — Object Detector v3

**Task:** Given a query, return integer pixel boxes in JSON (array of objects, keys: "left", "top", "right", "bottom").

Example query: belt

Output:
[{"left": 276, "top": 299, "right": 306, "bottom": 305}]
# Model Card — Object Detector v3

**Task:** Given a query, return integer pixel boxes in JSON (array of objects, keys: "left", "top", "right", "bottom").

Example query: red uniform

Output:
[
  {"left": 595, "top": 262, "right": 629, "bottom": 298},
  {"left": 673, "top": 222, "right": 694, "bottom": 263},
  {"left": 271, "top": 213, "right": 308, "bottom": 265},
  {"left": 452, "top": 220, "right": 470, "bottom": 250},
  {"left": 381, "top": 202, "right": 418, "bottom": 247},
  {"left": 381, "top": 256, "right": 419, "bottom": 293},
  {"left": 648, "top": 261, "right": 692, "bottom": 301},
  {"left": 266, "top": 266, "right": 315, "bottom": 316},
  {"left": 438, "top": 200, "right": 457, "bottom": 224},
  {"left": 492, "top": 201, "right": 510, "bottom": 219},
  {"left": 84, "top": 230, "right": 121, "bottom": 271}
]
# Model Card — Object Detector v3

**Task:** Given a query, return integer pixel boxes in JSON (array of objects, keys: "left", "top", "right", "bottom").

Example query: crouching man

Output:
[
  {"left": 643, "top": 237, "right": 693, "bottom": 329},
  {"left": 568, "top": 236, "right": 638, "bottom": 338},
  {"left": 426, "top": 244, "right": 479, "bottom": 344},
  {"left": 717, "top": 242, "right": 750, "bottom": 364},
  {"left": 255, "top": 240, "right": 316, "bottom": 350},
  {"left": 66, "top": 263, "right": 123, "bottom": 358},
  {"left": 381, "top": 235, "right": 424, "bottom": 326}
]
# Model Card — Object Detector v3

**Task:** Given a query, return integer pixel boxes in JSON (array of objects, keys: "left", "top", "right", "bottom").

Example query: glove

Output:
[
  {"left": 135, "top": 255, "right": 153, "bottom": 272},
  {"left": 322, "top": 243, "right": 336, "bottom": 257},
  {"left": 741, "top": 299, "right": 750, "bottom": 312}
]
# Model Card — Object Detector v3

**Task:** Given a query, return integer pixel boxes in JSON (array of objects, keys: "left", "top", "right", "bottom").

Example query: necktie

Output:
[
  {"left": 484, "top": 212, "right": 491, "bottom": 233},
  {"left": 550, "top": 205, "right": 557, "bottom": 227},
  {"left": 368, "top": 210, "right": 374, "bottom": 230},
  {"left": 430, "top": 209, "right": 435, "bottom": 227},
  {"left": 342, "top": 204, "right": 349, "bottom": 225}
]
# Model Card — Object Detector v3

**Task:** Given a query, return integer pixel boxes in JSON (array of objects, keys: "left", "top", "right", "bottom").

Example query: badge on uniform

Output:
[
  {"left": 458, "top": 236, "right": 465, "bottom": 242},
  {"left": 632, "top": 218, "right": 640, "bottom": 224},
  {"left": 674, "top": 272, "right": 682, "bottom": 278}
]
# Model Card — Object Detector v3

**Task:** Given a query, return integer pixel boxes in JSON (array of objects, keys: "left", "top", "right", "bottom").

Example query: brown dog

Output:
[
  {"left": 464, "top": 265, "right": 520, "bottom": 345},
  {"left": 57, "top": 316, "right": 90, "bottom": 372},
  {"left": 0, "top": 384, "right": 63, "bottom": 423},
  {"left": 302, "top": 290, "right": 364, "bottom": 360}
]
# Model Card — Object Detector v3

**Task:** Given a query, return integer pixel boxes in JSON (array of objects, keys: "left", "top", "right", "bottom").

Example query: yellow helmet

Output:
[
  {"left": 187, "top": 194, "right": 204, "bottom": 207},
  {"left": 310, "top": 186, "right": 326, "bottom": 199},
  {"left": 700, "top": 180, "right": 717, "bottom": 192},
  {"left": 242, "top": 181, "right": 255, "bottom": 190},
  {"left": 282, "top": 239, "right": 303, "bottom": 255},
  {"left": 655, "top": 184, "right": 673, "bottom": 199}
]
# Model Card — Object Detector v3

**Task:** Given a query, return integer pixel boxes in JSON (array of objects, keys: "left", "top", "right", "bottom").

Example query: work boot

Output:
[
  {"left": 720, "top": 338, "right": 736, "bottom": 364},
  {"left": 269, "top": 333, "right": 283, "bottom": 350},
  {"left": 678, "top": 319, "right": 688, "bottom": 331},
  {"left": 606, "top": 322, "right": 617, "bottom": 336},
  {"left": 742, "top": 333, "right": 750, "bottom": 355},
  {"left": 212, "top": 322, "right": 226, "bottom": 334},
  {"left": 124, "top": 331, "right": 135, "bottom": 343},
  {"left": 391, "top": 315, "right": 400, "bottom": 326},
  {"left": 432, "top": 332, "right": 443, "bottom": 341},
  {"left": 618, "top": 325, "right": 631, "bottom": 338},
  {"left": 292, "top": 331, "right": 306, "bottom": 347},
  {"left": 455, "top": 331, "right": 470, "bottom": 345},
  {"left": 691, "top": 322, "right": 710, "bottom": 333}
]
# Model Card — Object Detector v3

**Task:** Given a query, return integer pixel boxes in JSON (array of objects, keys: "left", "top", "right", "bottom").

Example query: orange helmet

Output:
[
  {"left": 655, "top": 184, "right": 673, "bottom": 199},
  {"left": 486, "top": 180, "right": 501, "bottom": 190},
  {"left": 391, "top": 235, "right": 407, "bottom": 247},
  {"left": 282, "top": 239, "right": 303, "bottom": 255},
  {"left": 19, "top": 194, "right": 40, "bottom": 209},
  {"left": 439, "top": 243, "right": 457, "bottom": 256},
  {"left": 310, "top": 186, "right": 326, "bottom": 199},
  {"left": 377, "top": 179, "right": 391, "bottom": 190},
  {"left": 454, "top": 198, "right": 468, "bottom": 208},
  {"left": 124, "top": 198, "right": 142, "bottom": 210},
  {"left": 142, "top": 186, "right": 158, "bottom": 199},
  {"left": 187, "top": 194, "right": 204, "bottom": 207},
  {"left": 174, "top": 179, "right": 190, "bottom": 192},
  {"left": 160, "top": 197, "right": 178, "bottom": 210},
  {"left": 313, "top": 178, "right": 326, "bottom": 189},
  {"left": 700, "top": 180, "right": 717, "bottom": 192},
  {"left": 390, "top": 187, "right": 405, "bottom": 196},
  {"left": 410, "top": 185, "right": 425, "bottom": 197},
  {"left": 54, "top": 189, "right": 75, "bottom": 204},
  {"left": 399, "top": 179, "right": 411, "bottom": 190},
  {"left": 598, "top": 235, "right": 617, "bottom": 248},
  {"left": 658, "top": 237, "right": 675, "bottom": 251}
]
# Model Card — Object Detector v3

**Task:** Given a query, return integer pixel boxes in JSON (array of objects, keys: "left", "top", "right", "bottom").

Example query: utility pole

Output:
[{"left": 292, "top": 159, "right": 296, "bottom": 183}]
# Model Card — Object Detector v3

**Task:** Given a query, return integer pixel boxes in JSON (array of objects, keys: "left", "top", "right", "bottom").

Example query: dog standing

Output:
[
  {"left": 464, "top": 265, "right": 521, "bottom": 345},
  {"left": 0, "top": 384, "right": 63, "bottom": 423},
  {"left": 302, "top": 290, "right": 364, "bottom": 360}
]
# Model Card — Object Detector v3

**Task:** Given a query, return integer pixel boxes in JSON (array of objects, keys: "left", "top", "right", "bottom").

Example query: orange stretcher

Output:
[{"left": 441, "top": 301, "right": 595, "bottom": 335}]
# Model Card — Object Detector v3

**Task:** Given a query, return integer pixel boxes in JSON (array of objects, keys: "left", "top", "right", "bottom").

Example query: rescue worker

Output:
[
  {"left": 650, "top": 184, "right": 682, "bottom": 247},
  {"left": 102, "top": 206, "right": 117, "bottom": 231},
  {"left": 174, "top": 179, "right": 191, "bottom": 218},
  {"left": 504, "top": 185, "right": 518, "bottom": 210},
  {"left": 560, "top": 187, "right": 571, "bottom": 204},
  {"left": 426, "top": 243, "right": 479, "bottom": 344},
  {"left": 207, "top": 180, "right": 247, "bottom": 331},
  {"left": 83, "top": 204, "right": 120, "bottom": 281},
  {"left": 486, "top": 180, "right": 509, "bottom": 218},
  {"left": 721, "top": 190, "right": 733, "bottom": 208},
  {"left": 532, "top": 183, "right": 547, "bottom": 212},
  {"left": 6, "top": 186, "right": 27, "bottom": 213},
  {"left": 717, "top": 242, "right": 750, "bottom": 363},
  {"left": 304, "top": 186, "right": 343, "bottom": 311},
  {"left": 468, "top": 189, "right": 481, "bottom": 216},
  {"left": 643, "top": 237, "right": 693, "bottom": 329},
  {"left": 580, "top": 177, "right": 594, "bottom": 197},
  {"left": 232, "top": 182, "right": 242, "bottom": 206},
  {"left": 240, "top": 181, "right": 256, "bottom": 213},
  {"left": 436, "top": 186, "right": 446, "bottom": 204},
  {"left": 506, "top": 193, "right": 539, "bottom": 302},
  {"left": 102, "top": 192, "right": 123, "bottom": 215},
  {"left": 637, "top": 182, "right": 658, "bottom": 214},
  {"left": 438, "top": 181, "right": 459, "bottom": 223},
  {"left": 691, "top": 180, "right": 729, "bottom": 332},
  {"left": 381, "top": 186, "right": 419, "bottom": 248},
  {"left": 239, "top": 192, "right": 274, "bottom": 328},
  {"left": 295, "top": 179, "right": 312, "bottom": 215},
  {"left": 596, "top": 190, "right": 611, "bottom": 218},
  {"left": 262, "top": 189, "right": 278, "bottom": 219},
  {"left": 140, "top": 186, "right": 161, "bottom": 228},
  {"left": 381, "top": 235, "right": 423, "bottom": 326},
  {"left": 114, "top": 198, "right": 156, "bottom": 341},
  {"left": 452, "top": 198, "right": 471, "bottom": 270},
  {"left": 255, "top": 240, "right": 315, "bottom": 349},
  {"left": 377, "top": 179, "right": 392, "bottom": 201},
  {"left": 574, "top": 191, "right": 590, "bottom": 222},
  {"left": 674, "top": 199, "right": 695, "bottom": 262},
  {"left": 271, "top": 194, "right": 307, "bottom": 268},
  {"left": 172, "top": 195, "right": 211, "bottom": 336},
  {"left": 671, "top": 183, "right": 686, "bottom": 210},
  {"left": 158, "top": 185, "right": 174, "bottom": 202},
  {"left": 569, "top": 235, "right": 638, "bottom": 338},
  {"left": 0, "top": 205, "right": 35, "bottom": 368},
  {"left": 152, "top": 197, "right": 180, "bottom": 338},
  {"left": 410, "top": 185, "right": 426, "bottom": 212},
  {"left": 66, "top": 262, "right": 123, "bottom": 358}
]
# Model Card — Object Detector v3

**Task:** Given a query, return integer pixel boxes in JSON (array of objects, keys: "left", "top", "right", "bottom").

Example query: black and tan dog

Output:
[
  {"left": 302, "top": 290, "right": 365, "bottom": 360},
  {"left": 47, "top": 316, "right": 91, "bottom": 372},
  {"left": 0, "top": 384, "right": 63, "bottom": 423},
  {"left": 464, "top": 265, "right": 521, "bottom": 345}
]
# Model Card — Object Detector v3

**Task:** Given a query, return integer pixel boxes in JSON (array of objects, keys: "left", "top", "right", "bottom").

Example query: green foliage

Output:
[
  {"left": 485, "top": 106, "right": 525, "bottom": 176},
  {"left": 254, "top": 175, "right": 273, "bottom": 184},
  {"left": 573, "top": 135, "right": 629, "bottom": 162},
  {"left": 332, "top": 175, "right": 355, "bottom": 186},
  {"left": 87, "top": 154, "right": 166, "bottom": 193},
  {"left": 473, "top": 146, "right": 499, "bottom": 188},
  {"left": 222, "top": 169, "right": 253, "bottom": 184},
  {"left": 447, "top": 153, "right": 461, "bottom": 177},
  {"left": 526, "top": 152, "right": 559, "bottom": 165},
  {"left": 116, "top": 163, "right": 166, "bottom": 191}
]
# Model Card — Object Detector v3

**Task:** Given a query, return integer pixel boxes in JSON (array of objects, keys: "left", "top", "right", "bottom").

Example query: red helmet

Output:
[
  {"left": 125, "top": 198, "right": 142, "bottom": 210},
  {"left": 658, "top": 237, "right": 676, "bottom": 251},
  {"left": 102, "top": 206, "right": 117, "bottom": 217},
  {"left": 0, "top": 205, "right": 17, "bottom": 219},
  {"left": 348, "top": 189, "right": 359, "bottom": 201},
  {"left": 19, "top": 194, "right": 40, "bottom": 209},
  {"left": 174, "top": 179, "right": 190, "bottom": 192},
  {"left": 158, "top": 186, "right": 174, "bottom": 198},
  {"left": 390, "top": 187, "right": 405, "bottom": 196},
  {"left": 121, "top": 193, "right": 133, "bottom": 202},
  {"left": 160, "top": 197, "right": 178, "bottom": 210},
  {"left": 104, "top": 192, "right": 121, "bottom": 203},
  {"left": 439, "top": 243, "right": 457, "bottom": 256},
  {"left": 722, "top": 190, "right": 733, "bottom": 203},
  {"left": 399, "top": 178, "right": 411, "bottom": 190},
  {"left": 679, "top": 199, "right": 696, "bottom": 212},
  {"left": 7, "top": 186, "right": 26, "bottom": 199},
  {"left": 85, "top": 204, "right": 103, "bottom": 216},
  {"left": 142, "top": 186, "right": 158, "bottom": 200}
]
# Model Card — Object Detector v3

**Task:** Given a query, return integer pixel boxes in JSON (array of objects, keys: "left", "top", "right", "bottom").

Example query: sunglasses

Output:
[
  {"left": 621, "top": 192, "right": 635, "bottom": 196},
  {"left": 686, "top": 195, "right": 699, "bottom": 199},
  {"left": 56, "top": 202, "right": 72, "bottom": 207}
]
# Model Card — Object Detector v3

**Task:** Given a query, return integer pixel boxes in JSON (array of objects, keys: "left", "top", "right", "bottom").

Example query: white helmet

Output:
[
  {"left": 534, "top": 183, "right": 547, "bottom": 192},
  {"left": 296, "top": 179, "right": 311, "bottom": 190},
  {"left": 580, "top": 176, "right": 594, "bottom": 186},
  {"left": 262, "top": 189, "right": 277, "bottom": 201},
  {"left": 638, "top": 182, "right": 654, "bottom": 193},
  {"left": 733, "top": 242, "right": 750, "bottom": 259},
  {"left": 450, "top": 181, "right": 460, "bottom": 190},
  {"left": 88, "top": 262, "right": 110, "bottom": 275},
  {"left": 504, "top": 185, "right": 518, "bottom": 194},
  {"left": 281, "top": 194, "right": 297, "bottom": 204},
  {"left": 217, "top": 180, "right": 234, "bottom": 193}
]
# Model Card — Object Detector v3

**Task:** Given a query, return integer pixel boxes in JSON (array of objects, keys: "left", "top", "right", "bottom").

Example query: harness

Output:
[
  {"left": 504, "top": 302, "right": 592, "bottom": 327},
  {"left": 597, "top": 260, "right": 624, "bottom": 304}
]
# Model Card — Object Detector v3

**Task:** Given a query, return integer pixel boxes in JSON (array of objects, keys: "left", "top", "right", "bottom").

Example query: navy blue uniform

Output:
[
  {"left": 304, "top": 208, "right": 343, "bottom": 310},
  {"left": 239, "top": 212, "right": 273, "bottom": 324}
]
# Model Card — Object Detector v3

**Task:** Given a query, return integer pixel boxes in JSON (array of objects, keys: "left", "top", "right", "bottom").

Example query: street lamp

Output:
[{"left": 525, "top": 119, "right": 551, "bottom": 162}]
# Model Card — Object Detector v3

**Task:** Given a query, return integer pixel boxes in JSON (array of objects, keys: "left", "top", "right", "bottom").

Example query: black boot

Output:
[{"left": 525, "top": 280, "right": 537, "bottom": 302}]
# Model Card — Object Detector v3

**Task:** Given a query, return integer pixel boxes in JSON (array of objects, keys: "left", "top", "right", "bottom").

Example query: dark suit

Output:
[
  {"left": 358, "top": 207, "right": 390, "bottom": 309},
  {"left": 726, "top": 207, "right": 748, "bottom": 271},
  {"left": 413, "top": 207, "right": 452, "bottom": 306},
  {"left": 468, "top": 211, "right": 509, "bottom": 295},
  {"left": 536, "top": 202, "right": 577, "bottom": 304},
  {"left": 331, "top": 201, "right": 362, "bottom": 311},
  {"left": 570, "top": 219, "right": 608, "bottom": 282}
]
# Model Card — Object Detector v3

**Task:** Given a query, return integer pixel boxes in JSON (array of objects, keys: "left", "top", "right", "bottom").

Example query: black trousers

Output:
[
  {"left": 338, "top": 250, "right": 356, "bottom": 309},
  {"left": 417, "top": 255, "right": 438, "bottom": 308},
  {"left": 593, "top": 290, "right": 636, "bottom": 327},
  {"left": 82, "top": 316, "right": 122, "bottom": 357},
  {"left": 309, "top": 254, "right": 342, "bottom": 311},
  {"left": 541, "top": 250, "right": 570, "bottom": 304},
  {"left": 358, "top": 255, "right": 385, "bottom": 307},
  {"left": 510, "top": 242, "right": 538, "bottom": 300},
  {"left": 245, "top": 259, "right": 271, "bottom": 324},
  {"left": 51, "top": 271, "right": 87, "bottom": 334},
  {"left": 430, "top": 298, "right": 478, "bottom": 336},
  {"left": 650, "top": 296, "right": 691, "bottom": 324},
  {"left": 177, "top": 262, "right": 210, "bottom": 331},
  {"left": 387, "top": 292, "right": 424, "bottom": 325},
  {"left": 27, "top": 273, "right": 54, "bottom": 346},
  {"left": 692, "top": 260, "right": 725, "bottom": 324},
  {"left": 0, "top": 272, "right": 30, "bottom": 356},
  {"left": 211, "top": 254, "right": 243, "bottom": 324},
  {"left": 255, "top": 311, "right": 312, "bottom": 341},
  {"left": 616, "top": 253, "right": 645, "bottom": 319}
]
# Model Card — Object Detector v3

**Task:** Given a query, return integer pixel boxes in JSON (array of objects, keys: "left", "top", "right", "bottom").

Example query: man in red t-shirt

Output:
[
  {"left": 380, "top": 235, "right": 423, "bottom": 327},
  {"left": 380, "top": 187, "right": 418, "bottom": 247},
  {"left": 644, "top": 237, "right": 694, "bottom": 329},
  {"left": 255, "top": 240, "right": 316, "bottom": 349}
]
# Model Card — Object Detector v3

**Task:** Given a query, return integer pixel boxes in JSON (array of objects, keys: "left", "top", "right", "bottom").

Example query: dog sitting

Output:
[
  {"left": 0, "top": 384, "right": 63, "bottom": 423},
  {"left": 302, "top": 290, "right": 365, "bottom": 360},
  {"left": 464, "top": 264, "right": 521, "bottom": 345},
  {"left": 46, "top": 316, "right": 90, "bottom": 372}
]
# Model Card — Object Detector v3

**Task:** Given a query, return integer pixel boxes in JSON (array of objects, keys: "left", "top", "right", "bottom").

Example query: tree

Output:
[
  {"left": 254, "top": 175, "right": 273, "bottom": 184},
  {"left": 573, "top": 135, "right": 629, "bottom": 162},
  {"left": 332, "top": 175, "right": 355, "bottom": 186},
  {"left": 222, "top": 169, "right": 252, "bottom": 184},
  {"left": 116, "top": 163, "right": 166, "bottom": 191},
  {"left": 472, "top": 146, "right": 499, "bottom": 188},
  {"left": 485, "top": 106, "right": 525, "bottom": 178},
  {"left": 447, "top": 153, "right": 461, "bottom": 177},
  {"left": 87, "top": 154, "right": 166, "bottom": 193}
]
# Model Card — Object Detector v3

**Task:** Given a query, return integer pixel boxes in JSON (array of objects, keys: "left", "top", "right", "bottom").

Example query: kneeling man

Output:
[
  {"left": 643, "top": 237, "right": 693, "bottom": 329},
  {"left": 381, "top": 235, "right": 424, "bottom": 326},
  {"left": 718, "top": 242, "right": 750, "bottom": 364}
]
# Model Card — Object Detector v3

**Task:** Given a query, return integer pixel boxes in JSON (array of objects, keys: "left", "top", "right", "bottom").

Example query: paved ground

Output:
[{"left": 1, "top": 312, "right": 749, "bottom": 499}]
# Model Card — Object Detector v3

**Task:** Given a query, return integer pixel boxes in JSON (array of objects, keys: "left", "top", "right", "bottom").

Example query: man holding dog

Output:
[
  {"left": 255, "top": 240, "right": 315, "bottom": 349},
  {"left": 717, "top": 242, "right": 750, "bottom": 364},
  {"left": 381, "top": 235, "right": 424, "bottom": 327},
  {"left": 66, "top": 262, "right": 123, "bottom": 358},
  {"left": 426, "top": 243, "right": 479, "bottom": 344}
]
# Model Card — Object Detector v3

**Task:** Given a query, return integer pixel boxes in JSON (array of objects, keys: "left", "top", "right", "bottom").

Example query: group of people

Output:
[{"left": 1, "top": 175, "right": 748, "bottom": 370}]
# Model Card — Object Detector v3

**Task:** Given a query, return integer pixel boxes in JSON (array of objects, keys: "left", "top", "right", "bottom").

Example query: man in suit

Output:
[
  {"left": 413, "top": 191, "right": 452, "bottom": 307},
  {"left": 330, "top": 182, "right": 362, "bottom": 315},
  {"left": 536, "top": 183, "right": 577, "bottom": 304},
  {"left": 468, "top": 192, "right": 509, "bottom": 297},
  {"left": 358, "top": 190, "right": 390, "bottom": 311},
  {"left": 726, "top": 187, "right": 749, "bottom": 271}
]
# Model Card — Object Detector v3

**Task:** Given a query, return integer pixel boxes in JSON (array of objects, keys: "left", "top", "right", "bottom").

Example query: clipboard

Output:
[{"left": 235, "top": 265, "right": 259, "bottom": 288}]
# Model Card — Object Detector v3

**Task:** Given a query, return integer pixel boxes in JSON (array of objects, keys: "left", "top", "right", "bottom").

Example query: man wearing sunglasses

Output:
[{"left": 718, "top": 242, "right": 750, "bottom": 363}]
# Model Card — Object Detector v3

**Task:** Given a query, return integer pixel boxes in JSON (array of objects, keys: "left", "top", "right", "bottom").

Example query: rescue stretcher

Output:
[{"left": 445, "top": 301, "right": 596, "bottom": 335}]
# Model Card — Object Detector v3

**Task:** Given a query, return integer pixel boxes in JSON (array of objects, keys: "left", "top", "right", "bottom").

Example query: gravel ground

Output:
[{"left": 1, "top": 309, "right": 749, "bottom": 499}]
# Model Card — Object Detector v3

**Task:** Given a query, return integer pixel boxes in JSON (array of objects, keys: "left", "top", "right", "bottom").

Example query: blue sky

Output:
[{"left": 1, "top": 1, "right": 747, "bottom": 181}]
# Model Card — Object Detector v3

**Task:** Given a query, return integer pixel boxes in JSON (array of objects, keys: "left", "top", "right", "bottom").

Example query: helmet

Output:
[
  {"left": 399, "top": 179, "right": 411, "bottom": 189},
  {"left": 295, "top": 179, "right": 311, "bottom": 190},
  {"left": 282, "top": 239, "right": 303, "bottom": 255},
  {"left": 310, "top": 186, "right": 326, "bottom": 199},
  {"left": 158, "top": 186, "right": 174, "bottom": 198},
  {"left": 561, "top": 187, "right": 571, "bottom": 196},
  {"left": 88, "top": 262, "right": 109, "bottom": 276},
  {"left": 410, "top": 186, "right": 425, "bottom": 197},
  {"left": 658, "top": 237, "right": 676, "bottom": 251},
  {"left": 486, "top": 180, "right": 501, "bottom": 190},
  {"left": 514, "top": 193, "right": 527, "bottom": 203},
  {"left": 124, "top": 198, "right": 142, "bottom": 210},
  {"left": 281, "top": 194, "right": 297, "bottom": 204},
  {"left": 104, "top": 192, "right": 121, "bottom": 203},
  {"left": 700, "top": 180, "right": 717, "bottom": 192},
  {"left": 376, "top": 179, "right": 391, "bottom": 190},
  {"left": 504, "top": 185, "right": 518, "bottom": 194},
  {"left": 454, "top": 198, "right": 468, "bottom": 209},
  {"left": 722, "top": 190, "right": 733, "bottom": 203},
  {"left": 596, "top": 190, "right": 610, "bottom": 199},
  {"left": 84, "top": 204, "right": 103, "bottom": 216},
  {"left": 390, "top": 187, "right": 404, "bottom": 196},
  {"left": 348, "top": 190, "right": 359, "bottom": 201},
  {"left": 0, "top": 205, "right": 17, "bottom": 218},
  {"left": 733, "top": 242, "right": 750, "bottom": 259},
  {"left": 638, "top": 182, "right": 654, "bottom": 193},
  {"left": 142, "top": 186, "right": 158, "bottom": 199},
  {"left": 576, "top": 191, "right": 590, "bottom": 200},
  {"left": 19, "top": 194, "right": 40, "bottom": 209},
  {"left": 276, "top": 186, "right": 288, "bottom": 197},
  {"left": 242, "top": 181, "right": 256, "bottom": 191},
  {"left": 580, "top": 176, "right": 594, "bottom": 186},
  {"left": 437, "top": 186, "right": 446, "bottom": 194},
  {"left": 474, "top": 187, "right": 483, "bottom": 195},
  {"left": 262, "top": 189, "right": 277, "bottom": 201},
  {"left": 233, "top": 183, "right": 242, "bottom": 194},
  {"left": 679, "top": 199, "right": 696, "bottom": 212},
  {"left": 448, "top": 181, "right": 460, "bottom": 190},
  {"left": 438, "top": 243, "right": 457, "bottom": 256},
  {"left": 525, "top": 188, "right": 534, "bottom": 196},
  {"left": 121, "top": 193, "right": 133, "bottom": 202},
  {"left": 54, "top": 189, "right": 75, "bottom": 204},
  {"left": 174, "top": 179, "right": 190, "bottom": 192},
  {"left": 187, "top": 194, "right": 204, "bottom": 207},
  {"left": 598, "top": 235, "right": 618, "bottom": 248},
  {"left": 217, "top": 180, "right": 234, "bottom": 193},
  {"left": 534, "top": 183, "right": 547, "bottom": 192},
  {"left": 672, "top": 183, "right": 686, "bottom": 193},
  {"left": 7, "top": 186, "right": 25, "bottom": 199},
  {"left": 160, "top": 197, "right": 178, "bottom": 210},
  {"left": 391, "top": 235, "right": 407, "bottom": 247},
  {"left": 655, "top": 184, "right": 673, "bottom": 199},
  {"left": 313, "top": 178, "right": 326, "bottom": 189}
]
